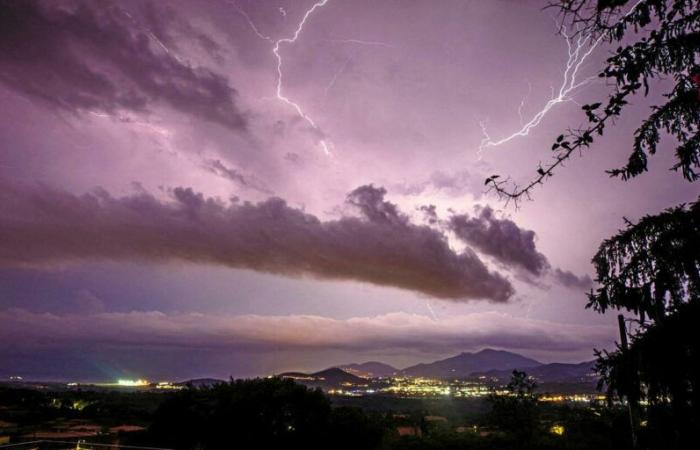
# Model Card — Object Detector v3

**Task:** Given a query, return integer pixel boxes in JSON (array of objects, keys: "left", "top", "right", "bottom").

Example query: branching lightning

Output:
[
  {"left": 517, "top": 81, "right": 532, "bottom": 126},
  {"left": 273, "top": 0, "right": 332, "bottom": 155},
  {"left": 478, "top": 0, "right": 645, "bottom": 158},
  {"left": 478, "top": 25, "right": 600, "bottom": 156},
  {"left": 229, "top": 1, "right": 272, "bottom": 41},
  {"left": 425, "top": 300, "right": 438, "bottom": 321},
  {"left": 323, "top": 38, "right": 394, "bottom": 97},
  {"left": 232, "top": 0, "right": 333, "bottom": 155},
  {"left": 325, "top": 55, "right": 353, "bottom": 97}
]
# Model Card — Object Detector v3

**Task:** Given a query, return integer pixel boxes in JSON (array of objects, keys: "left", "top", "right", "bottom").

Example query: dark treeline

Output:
[
  {"left": 1, "top": 377, "right": 635, "bottom": 450},
  {"left": 6, "top": 371, "right": 696, "bottom": 449},
  {"left": 135, "top": 377, "right": 629, "bottom": 450}
]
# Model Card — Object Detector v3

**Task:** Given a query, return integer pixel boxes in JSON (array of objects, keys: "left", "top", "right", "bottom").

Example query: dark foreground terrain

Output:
[{"left": 0, "top": 376, "right": 636, "bottom": 450}]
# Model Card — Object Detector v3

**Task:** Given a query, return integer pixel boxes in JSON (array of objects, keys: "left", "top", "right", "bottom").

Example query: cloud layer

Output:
[
  {"left": 0, "top": 308, "right": 614, "bottom": 355},
  {"left": 0, "top": 183, "right": 513, "bottom": 301}
]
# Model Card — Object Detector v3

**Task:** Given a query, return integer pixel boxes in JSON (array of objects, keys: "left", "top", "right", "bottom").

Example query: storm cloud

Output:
[
  {"left": 0, "top": 183, "right": 513, "bottom": 301},
  {"left": 0, "top": 0, "right": 246, "bottom": 130},
  {"left": 553, "top": 268, "right": 594, "bottom": 291},
  {"left": 449, "top": 206, "right": 550, "bottom": 276}
]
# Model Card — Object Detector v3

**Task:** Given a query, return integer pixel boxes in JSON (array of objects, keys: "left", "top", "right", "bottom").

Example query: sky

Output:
[{"left": 0, "top": 0, "right": 697, "bottom": 382}]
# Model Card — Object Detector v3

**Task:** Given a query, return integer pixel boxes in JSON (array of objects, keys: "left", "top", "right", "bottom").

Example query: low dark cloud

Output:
[
  {"left": 0, "top": 0, "right": 246, "bottom": 130},
  {"left": 0, "top": 183, "right": 513, "bottom": 302},
  {"left": 449, "top": 206, "right": 550, "bottom": 276},
  {"left": 553, "top": 268, "right": 594, "bottom": 291},
  {"left": 346, "top": 185, "right": 404, "bottom": 226},
  {"left": 448, "top": 207, "right": 593, "bottom": 289}
]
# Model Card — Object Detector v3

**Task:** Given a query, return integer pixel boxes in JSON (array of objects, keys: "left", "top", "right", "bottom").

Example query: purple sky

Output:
[{"left": 1, "top": 0, "right": 696, "bottom": 381}]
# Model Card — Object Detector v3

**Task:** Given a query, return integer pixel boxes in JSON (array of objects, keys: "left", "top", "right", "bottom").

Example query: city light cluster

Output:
[{"left": 321, "top": 376, "right": 603, "bottom": 403}]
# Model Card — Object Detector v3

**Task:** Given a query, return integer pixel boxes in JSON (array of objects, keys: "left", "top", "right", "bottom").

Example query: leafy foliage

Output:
[
  {"left": 487, "top": 371, "right": 540, "bottom": 442},
  {"left": 587, "top": 198, "right": 700, "bottom": 318}
]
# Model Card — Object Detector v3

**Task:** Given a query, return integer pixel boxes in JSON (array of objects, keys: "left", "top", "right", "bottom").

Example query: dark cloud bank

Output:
[
  {"left": 450, "top": 206, "right": 549, "bottom": 276},
  {"left": 0, "top": 0, "right": 246, "bottom": 130},
  {"left": 0, "top": 183, "right": 514, "bottom": 302},
  {"left": 449, "top": 206, "right": 593, "bottom": 289}
]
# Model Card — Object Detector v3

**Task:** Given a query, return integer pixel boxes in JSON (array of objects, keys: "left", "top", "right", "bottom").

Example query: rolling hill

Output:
[
  {"left": 279, "top": 367, "right": 364, "bottom": 387},
  {"left": 339, "top": 361, "right": 398, "bottom": 378}
]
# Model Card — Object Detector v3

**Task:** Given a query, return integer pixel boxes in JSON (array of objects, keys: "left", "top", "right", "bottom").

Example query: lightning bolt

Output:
[
  {"left": 273, "top": 0, "right": 332, "bottom": 155},
  {"left": 478, "top": 26, "right": 598, "bottom": 156},
  {"left": 232, "top": 0, "right": 333, "bottom": 155},
  {"left": 477, "top": 0, "right": 645, "bottom": 156},
  {"left": 325, "top": 55, "right": 353, "bottom": 97},
  {"left": 229, "top": 1, "right": 272, "bottom": 41},
  {"left": 517, "top": 80, "right": 532, "bottom": 126},
  {"left": 425, "top": 300, "right": 438, "bottom": 321},
  {"left": 324, "top": 38, "right": 394, "bottom": 97}
]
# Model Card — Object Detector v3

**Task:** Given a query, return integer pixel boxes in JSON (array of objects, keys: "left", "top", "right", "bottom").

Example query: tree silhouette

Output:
[
  {"left": 147, "top": 378, "right": 332, "bottom": 450},
  {"left": 145, "top": 377, "right": 385, "bottom": 450},
  {"left": 587, "top": 200, "right": 700, "bottom": 319},
  {"left": 590, "top": 199, "right": 699, "bottom": 449},
  {"left": 487, "top": 370, "right": 541, "bottom": 444},
  {"left": 482, "top": 1, "right": 699, "bottom": 448}
]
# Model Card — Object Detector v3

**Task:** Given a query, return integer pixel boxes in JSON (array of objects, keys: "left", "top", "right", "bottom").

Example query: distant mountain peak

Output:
[{"left": 401, "top": 349, "right": 541, "bottom": 378}]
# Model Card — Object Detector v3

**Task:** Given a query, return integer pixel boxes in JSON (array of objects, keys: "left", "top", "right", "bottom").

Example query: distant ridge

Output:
[
  {"left": 473, "top": 360, "right": 597, "bottom": 383},
  {"left": 275, "top": 349, "right": 597, "bottom": 384},
  {"left": 339, "top": 361, "right": 397, "bottom": 378},
  {"left": 400, "top": 349, "right": 541, "bottom": 378}
]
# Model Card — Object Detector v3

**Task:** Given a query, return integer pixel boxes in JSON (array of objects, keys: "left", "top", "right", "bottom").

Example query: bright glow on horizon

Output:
[{"left": 117, "top": 378, "right": 149, "bottom": 387}]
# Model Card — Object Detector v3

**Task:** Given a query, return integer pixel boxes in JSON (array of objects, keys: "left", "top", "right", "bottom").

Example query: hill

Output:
[
  {"left": 339, "top": 361, "right": 397, "bottom": 378},
  {"left": 279, "top": 367, "right": 364, "bottom": 388}
]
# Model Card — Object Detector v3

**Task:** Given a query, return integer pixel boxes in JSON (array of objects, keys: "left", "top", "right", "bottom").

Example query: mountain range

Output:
[{"left": 285, "top": 349, "right": 596, "bottom": 384}]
